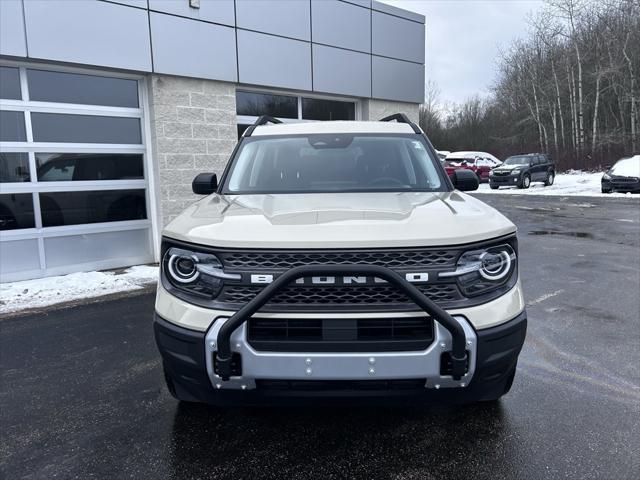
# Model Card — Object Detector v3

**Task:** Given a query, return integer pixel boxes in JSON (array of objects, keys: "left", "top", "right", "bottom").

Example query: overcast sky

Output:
[{"left": 380, "top": 0, "right": 544, "bottom": 105}]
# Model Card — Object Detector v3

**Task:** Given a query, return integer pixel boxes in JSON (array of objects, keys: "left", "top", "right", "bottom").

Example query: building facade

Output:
[{"left": 0, "top": 0, "right": 425, "bottom": 282}]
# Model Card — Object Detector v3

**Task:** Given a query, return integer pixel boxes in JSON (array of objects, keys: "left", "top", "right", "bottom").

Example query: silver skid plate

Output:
[{"left": 204, "top": 315, "right": 477, "bottom": 390}]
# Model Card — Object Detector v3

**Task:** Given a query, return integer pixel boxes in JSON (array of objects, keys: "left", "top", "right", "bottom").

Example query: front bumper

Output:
[
  {"left": 489, "top": 173, "right": 521, "bottom": 185},
  {"left": 154, "top": 310, "right": 527, "bottom": 405},
  {"left": 601, "top": 178, "right": 640, "bottom": 192}
]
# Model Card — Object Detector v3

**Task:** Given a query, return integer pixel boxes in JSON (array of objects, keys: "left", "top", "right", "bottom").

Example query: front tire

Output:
[
  {"left": 519, "top": 174, "right": 531, "bottom": 189},
  {"left": 544, "top": 172, "right": 555, "bottom": 186},
  {"left": 490, "top": 184, "right": 499, "bottom": 190},
  {"left": 601, "top": 188, "right": 612, "bottom": 194}
]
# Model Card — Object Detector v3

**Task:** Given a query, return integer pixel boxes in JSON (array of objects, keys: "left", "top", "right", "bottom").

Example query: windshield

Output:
[
  {"left": 611, "top": 157, "right": 640, "bottom": 177},
  {"left": 504, "top": 156, "right": 531, "bottom": 166},
  {"left": 223, "top": 134, "right": 447, "bottom": 194}
]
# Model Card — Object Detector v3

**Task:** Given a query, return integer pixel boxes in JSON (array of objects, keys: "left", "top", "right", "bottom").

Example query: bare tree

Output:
[{"left": 426, "top": 0, "right": 639, "bottom": 170}]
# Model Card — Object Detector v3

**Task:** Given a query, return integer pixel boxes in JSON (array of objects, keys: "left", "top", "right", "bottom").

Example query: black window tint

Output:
[
  {"left": 237, "top": 124, "right": 250, "bottom": 139},
  {"left": 40, "top": 189, "right": 147, "bottom": 227},
  {"left": 301, "top": 98, "right": 355, "bottom": 121},
  {"left": 0, "top": 193, "right": 34, "bottom": 230},
  {"left": 0, "top": 152, "right": 30, "bottom": 182},
  {"left": 0, "top": 67, "right": 21, "bottom": 100},
  {"left": 36, "top": 153, "right": 144, "bottom": 181},
  {"left": 31, "top": 113, "right": 141, "bottom": 144},
  {"left": 0, "top": 110, "right": 27, "bottom": 141},
  {"left": 236, "top": 91, "right": 297, "bottom": 118},
  {"left": 27, "top": 69, "right": 138, "bottom": 108}
]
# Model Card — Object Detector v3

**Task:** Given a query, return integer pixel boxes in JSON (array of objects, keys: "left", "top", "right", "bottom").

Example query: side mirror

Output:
[
  {"left": 452, "top": 169, "right": 479, "bottom": 191},
  {"left": 192, "top": 173, "right": 218, "bottom": 195}
]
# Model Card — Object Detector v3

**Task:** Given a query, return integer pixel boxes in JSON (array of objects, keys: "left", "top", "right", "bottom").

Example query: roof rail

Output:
[
  {"left": 244, "top": 115, "right": 283, "bottom": 137},
  {"left": 379, "top": 113, "right": 421, "bottom": 134}
]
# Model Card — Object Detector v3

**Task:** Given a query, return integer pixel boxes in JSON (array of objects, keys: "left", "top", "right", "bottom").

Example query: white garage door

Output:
[{"left": 0, "top": 63, "right": 156, "bottom": 282}]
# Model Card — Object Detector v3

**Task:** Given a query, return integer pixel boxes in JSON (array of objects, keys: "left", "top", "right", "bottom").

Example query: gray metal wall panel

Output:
[
  {"left": 236, "top": 0, "right": 310, "bottom": 41},
  {"left": 342, "top": 0, "right": 371, "bottom": 8},
  {"left": 150, "top": 13, "right": 237, "bottom": 81},
  {"left": 311, "top": 0, "right": 370, "bottom": 53},
  {"left": 237, "top": 30, "right": 311, "bottom": 91},
  {"left": 23, "top": 0, "right": 152, "bottom": 71},
  {"left": 0, "top": 0, "right": 27, "bottom": 57},
  {"left": 372, "top": 56, "right": 424, "bottom": 103},
  {"left": 313, "top": 45, "right": 370, "bottom": 97},
  {"left": 372, "top": 11, "right": 424, "bottom": 64},
  {"left": 371, "top": 0, "right": 424, "bottom": 23},
  {"left": 102, "top": 0, "right": 148, "bottom": 8},
  {"left": 148, "top": 0, "right": 235, "bottom": 26}
]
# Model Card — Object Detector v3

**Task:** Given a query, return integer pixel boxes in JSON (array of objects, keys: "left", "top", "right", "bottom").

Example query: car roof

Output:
[
  {"left": 250, "top": 120, "right": 416, "bottom": 136},
  {"left": 446, "top": 151, "right": 487, "bottom": 158}
]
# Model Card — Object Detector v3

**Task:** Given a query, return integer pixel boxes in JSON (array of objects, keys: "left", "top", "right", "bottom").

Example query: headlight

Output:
[
  {"left": 602, "top": 173, "right": 611, "bottom": 180},
  {"left": 511, "top": 169, "right": 521, "bottom": 174},
  {"left": 440, "top": 243, "right": 516, "bottom": 297},
  {"left": 162, "top": 246, "right": 230, "bottom": 298}
]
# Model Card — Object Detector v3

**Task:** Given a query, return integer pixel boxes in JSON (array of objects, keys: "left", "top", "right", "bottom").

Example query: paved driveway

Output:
[{"left": 1, "top": 195, "right": 639, "bottom": 479}]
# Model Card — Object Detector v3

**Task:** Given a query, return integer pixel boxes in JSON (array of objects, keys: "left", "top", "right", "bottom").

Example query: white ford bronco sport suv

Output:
[{"left": 154, "top": 114, "right": 526, "bottom": 405}]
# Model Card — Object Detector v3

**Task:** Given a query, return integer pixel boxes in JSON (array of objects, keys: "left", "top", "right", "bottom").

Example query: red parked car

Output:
[{"left": 445, "top": 151, "right": 502, "bottom": 183}]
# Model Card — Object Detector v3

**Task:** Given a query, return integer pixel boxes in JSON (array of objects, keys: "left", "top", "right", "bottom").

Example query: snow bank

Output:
[
  {"left": 0, "top": 265, "right": 158, "bottom": 315},
  {"left": 476, "top": 171, "right": 639, "bottom": 198}
]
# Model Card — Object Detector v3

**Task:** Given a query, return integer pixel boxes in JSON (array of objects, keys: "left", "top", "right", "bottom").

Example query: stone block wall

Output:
[
  {"left": 362, "top": 98, "right": 420, "bottom": 124},
  {"left": 148, "top": 74, "right": 237, "bottom": 225}
]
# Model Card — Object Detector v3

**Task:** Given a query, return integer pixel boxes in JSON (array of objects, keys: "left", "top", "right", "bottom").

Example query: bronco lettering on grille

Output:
[{"left": 249, "top": 273, "right": 429, "bottom": 285}]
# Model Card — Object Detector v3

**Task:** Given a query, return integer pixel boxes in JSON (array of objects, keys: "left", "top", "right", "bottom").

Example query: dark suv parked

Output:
[{"left": 489, "top": 153, "right": 554, "bottom": 189}]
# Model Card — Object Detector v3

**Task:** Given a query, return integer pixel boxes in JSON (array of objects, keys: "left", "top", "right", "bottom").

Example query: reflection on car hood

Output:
[{"left": 163, "top": 192, "right": 516, "bottom": 248}]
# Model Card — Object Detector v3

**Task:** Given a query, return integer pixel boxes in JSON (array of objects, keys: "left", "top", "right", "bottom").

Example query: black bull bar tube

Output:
[{"left": 215, "top": 265, "right": 469, "bottom": 380}]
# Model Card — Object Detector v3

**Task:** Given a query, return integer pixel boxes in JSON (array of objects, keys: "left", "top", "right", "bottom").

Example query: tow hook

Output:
[
  {"left": 450, "top": 352, "right": 468, "bottom": 380},
  {"left": 214, "top": 352, "right": 242, "bottom": 381},
  {"left": 441, "top": 350, "right": 470, "bottom": 380}
]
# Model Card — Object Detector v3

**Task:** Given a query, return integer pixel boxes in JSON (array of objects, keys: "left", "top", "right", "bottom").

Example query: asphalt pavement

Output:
[{"left": 1, "top": 194, "right": 639, "bottom": 480}]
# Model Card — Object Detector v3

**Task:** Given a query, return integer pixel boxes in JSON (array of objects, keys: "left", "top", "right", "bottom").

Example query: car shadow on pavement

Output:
[{"left": 167, "top": 400, "right": 519, "bottom": 478}]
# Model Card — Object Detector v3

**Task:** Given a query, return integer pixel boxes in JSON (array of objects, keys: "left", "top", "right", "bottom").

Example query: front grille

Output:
[
  {"left": 215, "top": 247, "right": 465, "bottom": 311},
  {"left": 247, "top": 317, "right": 434, "bottom": 352},
  {"left": 220, "top": 283, "right": 463, "bottom": 309},
  {"left": 219, "top": 250, "right": 457, "bottom": 269},
  {"left": 611, "top": 177, "right": 638, "bottom": 183},
  {"left": 256, "top": 379, "right": 427, "bottom": 391},
  {"left": 492, "top": 171, "right": 512, "bottom": 176}
]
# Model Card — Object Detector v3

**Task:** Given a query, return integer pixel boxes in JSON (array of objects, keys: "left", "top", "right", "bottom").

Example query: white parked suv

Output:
[{"left": 154, "top": 114, "right": 526, "bottom": 405}]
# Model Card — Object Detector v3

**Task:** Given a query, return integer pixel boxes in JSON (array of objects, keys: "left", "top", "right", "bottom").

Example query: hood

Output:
[
  {"left": 163, "top": 192, "right": 516, "bottom": 249},
  {"left": 495, "top": 164, "right": 525, "bottom": 171}
]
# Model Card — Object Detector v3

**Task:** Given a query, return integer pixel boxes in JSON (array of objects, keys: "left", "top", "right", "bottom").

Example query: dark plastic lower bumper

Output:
[
  {"left": 154, "top": 311, "right": 527, "bottom": 406},
  {"left": 601, "top": 178, "right": 640, "bottom": 192},
  {"left": 489, "top": 175, "right": 520, "bottom": 186}
]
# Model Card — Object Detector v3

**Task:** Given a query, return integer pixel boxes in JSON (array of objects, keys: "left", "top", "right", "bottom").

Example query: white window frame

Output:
[{"left": 0, "top": 60, "right": 159, "bottom": 279}]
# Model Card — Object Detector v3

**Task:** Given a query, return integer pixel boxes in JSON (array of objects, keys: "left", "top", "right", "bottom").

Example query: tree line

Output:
[{"left": 420, "top": 0, "right": 639, "bottom": 171}]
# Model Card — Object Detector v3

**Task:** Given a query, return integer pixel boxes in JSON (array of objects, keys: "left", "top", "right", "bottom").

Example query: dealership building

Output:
[{"left": 0, "top": 0, "right": 425, "bottom": 282}]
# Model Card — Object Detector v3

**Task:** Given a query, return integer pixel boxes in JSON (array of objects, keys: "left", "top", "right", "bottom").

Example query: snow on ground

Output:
[
  {"left": 0, "top": 265, "right": 158, "bottom": 315},
  {"left": 477, "top": 171, "right": 639, "bottom": 198}
]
